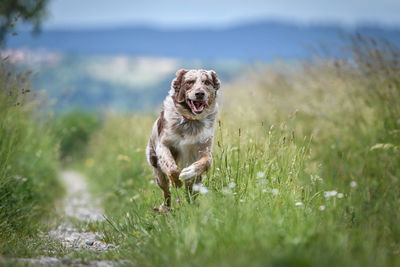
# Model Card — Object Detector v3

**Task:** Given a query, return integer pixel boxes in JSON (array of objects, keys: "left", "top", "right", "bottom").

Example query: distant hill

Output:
[
  {"left": 6, "top": 21, "right": 400, "bottom": 60},
  {"left": 4, "top": 21, "right": 400, "bottom": 112}
]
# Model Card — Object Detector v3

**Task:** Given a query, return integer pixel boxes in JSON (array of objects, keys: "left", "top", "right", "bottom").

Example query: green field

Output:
[{"left": 1, "top": 36, "right": 400, "bottom": 266}]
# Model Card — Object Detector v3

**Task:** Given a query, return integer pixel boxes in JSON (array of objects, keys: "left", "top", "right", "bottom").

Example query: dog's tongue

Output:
[
  {"left": 194, "top": 101, "right": 202, "bottom": 109},
  {"left": 193, "top": 101, "right": 205, "bottom": 113}
]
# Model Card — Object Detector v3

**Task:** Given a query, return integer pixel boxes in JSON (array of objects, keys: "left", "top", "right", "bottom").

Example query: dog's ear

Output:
[
  {"left": 210, "top": 70, "right": 220, "bottom": 90},
  {"left": 172, "top": 69, "right": 188, "bottom": 103}
]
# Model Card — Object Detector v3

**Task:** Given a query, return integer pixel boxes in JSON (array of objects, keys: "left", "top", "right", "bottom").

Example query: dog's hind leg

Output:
[{"left": 154, "top": 167, "right": 171, "bottom": 207}]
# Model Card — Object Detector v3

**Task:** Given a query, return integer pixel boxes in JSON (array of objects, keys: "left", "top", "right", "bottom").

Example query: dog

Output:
[{"left": 146, "top": 69, "right": 220, "bottom": 208}]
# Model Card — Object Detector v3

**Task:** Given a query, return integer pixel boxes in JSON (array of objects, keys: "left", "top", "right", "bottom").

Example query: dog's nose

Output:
[{"left": 195, "top": 91, "right": 205, "bottom": 99}]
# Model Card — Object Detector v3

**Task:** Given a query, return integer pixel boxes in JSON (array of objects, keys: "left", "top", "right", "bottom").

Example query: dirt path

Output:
[
  {"left": 14, "top": 171, "right": 124, "bottom": 266},
  {"left": 48, "top": 171, "right": 108, "bottom": 251}
]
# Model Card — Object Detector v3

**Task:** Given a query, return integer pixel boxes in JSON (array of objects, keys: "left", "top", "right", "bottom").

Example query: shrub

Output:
[
  {"left": 51, "top": 109, "right": 100, "bottom": 162},
  {"left": 0, "top": 59, "right": 63, "bottom": 255}
]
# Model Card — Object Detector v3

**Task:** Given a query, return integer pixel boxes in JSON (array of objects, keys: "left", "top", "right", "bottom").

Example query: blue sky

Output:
[{"left": 44, "top": 0, "right": 400, "bottom": 29}]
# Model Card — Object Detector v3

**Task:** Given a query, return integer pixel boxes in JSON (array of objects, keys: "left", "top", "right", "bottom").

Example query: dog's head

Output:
[{"left": 171, "top": 69, "right": 220, "bottom": 118}]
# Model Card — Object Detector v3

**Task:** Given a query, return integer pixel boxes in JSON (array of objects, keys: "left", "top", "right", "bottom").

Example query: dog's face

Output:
[{"left": 172, "top": 69, "right": 220, "bottom": 116}]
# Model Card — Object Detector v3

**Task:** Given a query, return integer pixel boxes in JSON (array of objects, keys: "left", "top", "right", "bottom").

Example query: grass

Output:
[
  {"left": 50, "top": 109, "right": 101, "bottom": 163},
  {"left": 0, "top": 58, "right": 64, "bottom": 256},
  {"left": 0, "top": 35, "right": 399, "bottom": 265},
  {"left": 82, "top": 36, "right": 400, "bottom": 266}
]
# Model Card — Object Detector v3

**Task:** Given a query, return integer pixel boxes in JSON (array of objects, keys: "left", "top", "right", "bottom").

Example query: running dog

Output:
[{"left": 146, "top": 69, "right": 220, "bottom": 208}]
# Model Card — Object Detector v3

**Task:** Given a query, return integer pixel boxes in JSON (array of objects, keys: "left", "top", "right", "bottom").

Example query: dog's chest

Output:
[{"left": 171, "top": 126, "right": 213, "bottom": 168}]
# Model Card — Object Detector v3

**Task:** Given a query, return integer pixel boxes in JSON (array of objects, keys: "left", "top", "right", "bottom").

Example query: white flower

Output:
[
  {"left": 257, "top": 172, "right": 265, "bottom": 178},
  {"left": 260, "top": 179, "right": 267, "bottom": 185},
  {"left": 295, "top": 202, "right": 303, "bottom": 206},
  {"left": 193, "top": 184, "right": 200, "bottom": 191},
  {"left": 262, "top": 189, "right": 267, "bottom": 193},
  {"left": 149, "top": 180, "right": 155, "bottom": 184},
  {"left": 337, "top": 193, "right": 344, "bottom": 198},
  {"left": 350, "top": 181, "right": 357, "bottom": 188},
  {"left": 319, "top": 205, "right": 326, "bottom": 211},
  {"left": 216, "top": 168, "right": 220, "bottom": 171},
  {"left": 239, "top": 199, "right": 244, "bottom": 203},
  {"left": 193, "top": 184, "right": 209, "bottom": 195},
  {"left": 228, "top": 182, "right": 236, "bottom": 189},
  {"left": 310, "top": 174, "right": 323, "bottom": 183},
  {"left": 199, "top": 186, "right": 209, "bottom": 195},
  {"left": 324, "top": 190, "right": 338, "bottom": 198},
  {"left": 271, "top": 188, "right": 279, "bottom": 195}
]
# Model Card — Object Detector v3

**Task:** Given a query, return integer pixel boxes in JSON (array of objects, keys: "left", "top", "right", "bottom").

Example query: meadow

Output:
[
  {"left": 83, "top": 36, "right": 400, "bottom": 266},
  {"left": 0, "top": 36, "right": 399, "bottom": 266}
]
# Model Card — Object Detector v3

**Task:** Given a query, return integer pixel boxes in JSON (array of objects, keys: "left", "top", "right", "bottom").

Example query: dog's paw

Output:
[
  {"left": 179, "top": 165, "right": 197, "bottom": 180},
  {"left": 168, "top": 167, "right": 182, "bottom": 188}
]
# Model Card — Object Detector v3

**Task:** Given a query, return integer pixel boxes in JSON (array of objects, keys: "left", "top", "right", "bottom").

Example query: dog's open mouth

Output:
[{"left": 187, "top": 99, "right": 209, "bottom": 114}]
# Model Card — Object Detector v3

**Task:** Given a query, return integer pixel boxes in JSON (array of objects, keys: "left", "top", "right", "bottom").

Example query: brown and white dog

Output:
[{"left": 146, "top": 69, "right": 220, "bottom": 208}]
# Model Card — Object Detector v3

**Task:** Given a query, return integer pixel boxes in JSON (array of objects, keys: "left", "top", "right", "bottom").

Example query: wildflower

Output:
[
  {"left": 262, "top": 189, "right": 267, "bottom": 193},
  {"left": 295, "top": 202, "right": 303, "bottom": 206},
  {"left": 337, "top": 193, "right": 344, "bottom": 198},
  {"left": 193, "top": 184, "right": 209, "bottom": 194},
  {"left": 310, "top": 174, "right": 323, "bottom": 183},
  {"left": 149, "top": 180, "right": 155, "bottom": 184},
  {"left": 257, "top": 172, "right": 265, "bottom": 178},
  {"left": 239, "top": 199, "right": 244, "bottom": 203},
  {"left": 260, "top": 179, "right": 267, "bottom": 185},
  {"left": 319, "top": 205, "right": 326, "bottom": 211},
  {"left": 126, "top": 212, "right": 130, "bottom": 218},
  {"left": 271, "top": 188, "right": 279, "bottom": 195},
  {"left": 199, "top": 185, "right": 209, "bottom": 195},
  {"left": 129, "top": 194, "right": 140, "bottom": 202},
  {"left": 350, "top": 181, "right": 357, "bottom": 188},
  {"left": 216, "top": 167, "right": 220, "bottom": 171},
  {"left": 228, "top": 182, "right": 236, "bottom": 188},
  {"left": 117, "top": 154, "right": 130, "bottom": 162},
  {"left": 324, "top": 190, "right": 337, "bottom": 198},
  {"left": 153, "top": 206, "right": 159, "bottom": 212},
  {"left": 85, "top": 158, "right": 94, "bottom": 168}
]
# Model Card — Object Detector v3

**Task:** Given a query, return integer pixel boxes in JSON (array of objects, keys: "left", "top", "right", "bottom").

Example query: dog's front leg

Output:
[
  {"left": 156, "top": 144, "right": 182, "bottom": 188},
  {"left": 179, "top": 154, "right": 212, "bottom": 181},
  {"left": 180, "top": 138, "right": 213, "bottom": 181}
]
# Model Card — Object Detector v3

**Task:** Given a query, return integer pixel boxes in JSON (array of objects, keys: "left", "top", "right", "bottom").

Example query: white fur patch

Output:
[{"left": 179, "top": 165, "right": 197, "bottom": 180}]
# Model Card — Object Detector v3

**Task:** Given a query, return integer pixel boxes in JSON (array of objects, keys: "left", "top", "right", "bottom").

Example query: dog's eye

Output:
[
  {"left": 204, "top": 80, "right": 211, "bottom": 86},
  {"left": 186, "top": 80, "right": 194, "bottom": 85}
]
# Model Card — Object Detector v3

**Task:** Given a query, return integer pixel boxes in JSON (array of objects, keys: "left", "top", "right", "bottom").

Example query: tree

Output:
[{"left": 0, "top": 0, "right": 50, "bottom": 44}]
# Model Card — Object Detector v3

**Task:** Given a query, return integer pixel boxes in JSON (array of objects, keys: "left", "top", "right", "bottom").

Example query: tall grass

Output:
[
  {"left": 0, "top": 59, "right": 63, "bottom": 255},
  {"left": 51, "top": 109, "right": 100, "bottom": 163},
  {"left": 84, "top": 37, "right": 400, "bottom": 266}
]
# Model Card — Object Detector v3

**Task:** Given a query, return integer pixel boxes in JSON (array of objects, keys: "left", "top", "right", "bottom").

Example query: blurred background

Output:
[
  {"left": 2, "top": 0, "right": 400, "bottom": 112},
  {"left": 2, "top": 1, "right": 400, "bottom": 264}
]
